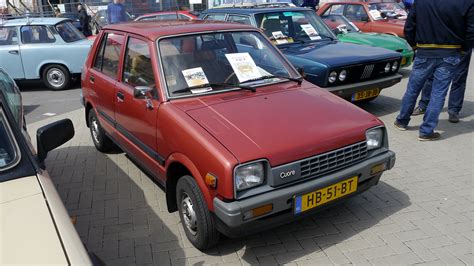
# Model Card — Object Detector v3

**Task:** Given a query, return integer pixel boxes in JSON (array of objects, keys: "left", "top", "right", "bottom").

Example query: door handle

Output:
[
  {"left": 8, "top": 50, "right": 18, "bottom": 55},
  {"left": 89, "top": 75, "right": 95, "bottom": 84},
  {"left": 117, "top": 91, "right": 124, "bottom": 102}
]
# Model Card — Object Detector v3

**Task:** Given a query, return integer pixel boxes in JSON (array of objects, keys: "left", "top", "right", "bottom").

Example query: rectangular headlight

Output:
[
  {"left": 366, "top": 128, "right": 383, "bottom": 150},
  {"left": 235, "top": 162, "right": 265, "bottom": 191}
]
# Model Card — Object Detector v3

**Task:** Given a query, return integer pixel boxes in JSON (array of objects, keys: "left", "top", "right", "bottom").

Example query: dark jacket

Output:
[
  {"left": 78, "top": 9, "right": 91, "bottom": 36},
  {"left": 404, "top": 0, "right": 474, "bottom": 57}
]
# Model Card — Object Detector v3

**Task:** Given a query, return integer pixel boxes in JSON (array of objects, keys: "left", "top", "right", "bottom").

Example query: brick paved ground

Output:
[{"left": 27, "top": 66, "right": 473, "bottom": 265}]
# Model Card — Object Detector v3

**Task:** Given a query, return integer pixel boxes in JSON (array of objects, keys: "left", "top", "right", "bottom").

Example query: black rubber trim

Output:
[{"left": 96, "top": 109, "right": 165, "bottom": 166}]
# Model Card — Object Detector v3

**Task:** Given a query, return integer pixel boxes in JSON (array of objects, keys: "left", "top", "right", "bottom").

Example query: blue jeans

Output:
[
  {"left": 418, "top": 49, "right": 472, "bottom": 115},
  {"left": 396, "top": 54, "right": 461, "bottom": 136}
]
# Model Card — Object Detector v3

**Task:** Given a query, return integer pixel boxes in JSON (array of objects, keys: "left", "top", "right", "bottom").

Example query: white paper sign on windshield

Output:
[
  {"left": 225, "top": 53, "right": 262, "bottom": 83},
  {"left": 272, "top": 31, "right": 288, "bottom": 44},
  {"left": 182, "top": 67, "right": 209, "bottom": 88},
  {"left": 369, "top": 10, "right": 382, "bottom": 20},
  {"left": 301, "top": 24, "right": 321, "bottom": 40}
]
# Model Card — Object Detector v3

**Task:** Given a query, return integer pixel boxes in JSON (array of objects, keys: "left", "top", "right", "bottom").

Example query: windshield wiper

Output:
[
  {"left": 243, "top": 75, "right": 303, "bottom": 85},
  {"left": 173, "top": 82, "right": 256, "bottom": 94}
]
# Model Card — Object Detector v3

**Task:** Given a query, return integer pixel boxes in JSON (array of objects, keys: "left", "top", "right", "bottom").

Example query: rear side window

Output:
[
  {"left": 122, "top": 37, "right": 155, "bottom": 87},
  {"left": 228, "top": 15, "right": 251, "bottom": 25},
  {"left": 0, "top": 109, "right": 20, "bottom": 171},
  {"left": 0, "top": 27, "right": 18, "bottom": 46},
  {"left": 205, "top": 13, "right": 226, "bottom": 21},
  {"left": 93, "top": 32, "right": 125, "bottom": 79},
  {"left": 20, "top": 25, "right": 55, "bottom": 44}
]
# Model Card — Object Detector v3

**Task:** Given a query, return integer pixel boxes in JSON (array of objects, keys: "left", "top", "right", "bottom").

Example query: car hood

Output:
[
  {"left": 338, "top": 32, "right": 409, "bottom": 51},
  {"left": 180, "top": 84, "right": 381, "bottom": 166},
  {"left": 280, "top": 41, "right": 399, "bottom": 68},
  {"left": 0, "top": 176, "right": 68, "bottom": 264}
]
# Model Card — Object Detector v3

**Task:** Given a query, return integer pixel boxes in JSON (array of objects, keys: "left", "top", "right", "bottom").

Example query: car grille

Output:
[
  {"left": 300, "top": 142, "right": 368, "bottom": 179},
  {"left": 360, "top": 64, "right": 374, "bottom": 79}
]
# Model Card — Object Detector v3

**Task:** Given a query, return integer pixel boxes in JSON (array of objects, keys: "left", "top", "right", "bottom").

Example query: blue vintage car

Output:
[
  {"left": 0, "top": 18, "right": 92, "bottom": 90},
  {"left": 201, "top": 6, "right": 402, "bottom": 102}
]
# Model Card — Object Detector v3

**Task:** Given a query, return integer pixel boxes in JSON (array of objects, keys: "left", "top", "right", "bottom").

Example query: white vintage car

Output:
[{"left": 0, "top": 68, "right": 95, "bottom": 264}]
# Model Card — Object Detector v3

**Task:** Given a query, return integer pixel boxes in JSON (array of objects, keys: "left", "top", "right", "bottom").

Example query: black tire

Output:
[
  {"left": 42, "top": 64, "right": 71, "bottom": 91},
  {"left": 88, "top": 109, "right": 116, "bottom": 152},
  {"left": 176, "top": 175, "right": 219, "bottom": 250}
]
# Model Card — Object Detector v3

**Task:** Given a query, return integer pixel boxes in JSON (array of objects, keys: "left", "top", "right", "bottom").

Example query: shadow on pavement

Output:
[
  {"left": 16, "top": 79, "right": 81, "bottom": 91},
  {"left": 46, "top": 146, "right": 187, "bottom": 266}
]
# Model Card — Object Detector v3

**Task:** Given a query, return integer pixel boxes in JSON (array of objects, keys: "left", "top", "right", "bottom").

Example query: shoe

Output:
[
  {"left": 412, "top": 107, "right": 425, "bottom": 116},
  {"left": 418, "top": 132, "right": 441, "bottom": 141},
  {"left": 394, "top": 121, "right": 407, "bottom": 131},
  {"left": 448, "top": 113, "right": 460, "bottom": 123}
]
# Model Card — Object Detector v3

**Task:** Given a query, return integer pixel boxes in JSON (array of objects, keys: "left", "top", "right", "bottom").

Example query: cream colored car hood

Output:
[{"left": 0, "top": 175, "right": 68, "bottom": 265}]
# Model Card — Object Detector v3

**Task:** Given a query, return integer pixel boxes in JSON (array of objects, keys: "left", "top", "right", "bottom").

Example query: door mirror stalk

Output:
[{"left": 134, "top": 86, "right": 155, "bottom": 110}]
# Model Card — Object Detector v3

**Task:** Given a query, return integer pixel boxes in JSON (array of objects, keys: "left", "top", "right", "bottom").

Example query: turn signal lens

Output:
[
  {"left": 243, "top": 204, "right": 273, "bottom": 220},
  {"left": 205, "top": 173, "right": 217, "bottom": 188}
]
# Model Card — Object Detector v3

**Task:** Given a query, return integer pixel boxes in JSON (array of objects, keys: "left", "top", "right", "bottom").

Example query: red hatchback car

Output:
[
  {"left": 318, "top": 1, "right": 406, "bottom": 37},
  {"left": 81, "top": 20, "right": 396, "bottom": 250}
]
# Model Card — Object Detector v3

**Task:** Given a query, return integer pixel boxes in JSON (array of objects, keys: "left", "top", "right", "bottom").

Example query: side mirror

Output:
[
  {"left": 37, "top": 119, "right": 74, "bottom": 163},
  {"left": 133, "top": 86, "right": 153, "bottom": 99},
  {"left": 380, "top": 12, "right": 387, "bottom": 19}
]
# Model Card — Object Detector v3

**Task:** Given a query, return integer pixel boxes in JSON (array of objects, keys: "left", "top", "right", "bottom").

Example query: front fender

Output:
[{"left": 166, "top": 152, "right": 215, "bottom": 211}]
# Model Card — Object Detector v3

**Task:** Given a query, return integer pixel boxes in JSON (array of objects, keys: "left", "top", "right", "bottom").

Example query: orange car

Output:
[{"left": 318, "top": 1, "right": 407, "bottom": 38}]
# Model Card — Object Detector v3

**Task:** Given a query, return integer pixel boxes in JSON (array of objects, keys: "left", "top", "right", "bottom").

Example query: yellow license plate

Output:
[
  {"left": 352, "top": 88, "right": 380, "bottom": 101},
  {"left": 294, "top": 176, "right": 358, "bottom": 214},
  {"left": 401, "top": 57, "right": 407, "bottom": 65}
]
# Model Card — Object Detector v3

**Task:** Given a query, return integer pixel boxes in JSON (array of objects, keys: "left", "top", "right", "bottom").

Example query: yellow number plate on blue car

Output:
[
  {"left": 294, "top": 176, "right": 358, "bottom": 214},
  {"left": 352, "top": 88, "right": 380, "bottom": 101}
]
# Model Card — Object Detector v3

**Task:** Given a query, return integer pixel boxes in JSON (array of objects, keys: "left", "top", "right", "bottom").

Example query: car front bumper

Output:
[
  {"left": 213, "top": 150, "right": 396, "bottom": 238},
  {"left": 324, "top": 74, "right": 402, "bottom": 100}
]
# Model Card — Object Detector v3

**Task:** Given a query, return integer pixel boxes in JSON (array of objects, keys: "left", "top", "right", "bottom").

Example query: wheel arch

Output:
[{"left": 39, "top": 62, "right": 70, "bottom": 78}]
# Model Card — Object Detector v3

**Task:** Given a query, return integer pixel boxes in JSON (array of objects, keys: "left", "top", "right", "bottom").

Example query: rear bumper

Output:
[
  {"left": 325, "top": 74, "right": 402, "bottom": 100},
  {"left": 213, "top": 150, "right": 396, "bottom": 238}
]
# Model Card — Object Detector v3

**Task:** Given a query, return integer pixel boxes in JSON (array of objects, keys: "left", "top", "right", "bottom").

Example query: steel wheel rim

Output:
[
  {"left": 47, "top": 68, "right": 65, "bottom": 88},
  {"left": 91, "top": 116, "right": 100, "bottom": 144},
  {"left": 181, "top": 192, "right": 198, "bottom": 236}
]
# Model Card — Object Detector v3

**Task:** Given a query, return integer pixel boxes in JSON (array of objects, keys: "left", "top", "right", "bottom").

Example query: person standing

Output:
[
  {"left": 106, "top": 0, "right": 127, "bottom": 25},
  {"left": 77, "top": 4, "right": 91, "bottom": 36},
  {"left": 301, "top": 0, "right": 319, "bottom": 10},
  {"left": 412, "top": 49, "right": 472, "bottom": 123},
  {"left": 394, "top": 0, "right": 474, "bottom": 141}
]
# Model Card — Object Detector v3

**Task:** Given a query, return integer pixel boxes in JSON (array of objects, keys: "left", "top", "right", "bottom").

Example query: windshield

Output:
[
  {"left": 55, "top": 21, "right": 85, "bottom": 42},
  {"left": 254, "top": 10, "right": 336, "bottom": 45},
  {"left": 0, "top": 109, "right": 20, "bottom": 171},
  {"left": 368, "top": 3, "right": 407, "bottom": 20},
  {"left": 159, "top": 31, "right": 297, "bottom": 97},
  {"left": 322, "top": 15, "right": 359, "bottom": 33}
]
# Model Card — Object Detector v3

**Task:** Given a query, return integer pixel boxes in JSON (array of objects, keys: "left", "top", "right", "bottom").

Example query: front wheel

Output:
[
  {"left": 42, "top": 65, "right": 71, "bottom": 90},
  {"left": 176, "top": 175, "right": 219, "bottom": 250}
]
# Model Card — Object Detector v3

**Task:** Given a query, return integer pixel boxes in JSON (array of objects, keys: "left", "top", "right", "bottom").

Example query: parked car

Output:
[
  {"left": 201, "top": 6, "right": 402, "bottom": 102},
  {"left": 0, "top": 68, "right": 94, "bottom": 264},
  {"left": 318, "top": 1, "right": 406, "bottom": 37},
  {"left": 0, "top": 18, "right": 92, "bottom": 90},
  {"left": 82, "top": 20, "right": 396, "bottom": 250},
  {"left": 321, "top": 14, "right": 413, "bottom": 67},
  {"left": 134, "top": 11, "right": 198, "bottom": 21}
]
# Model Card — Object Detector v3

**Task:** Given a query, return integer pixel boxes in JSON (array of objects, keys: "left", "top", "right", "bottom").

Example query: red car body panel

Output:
[
  {"left": 81, "top": 20, "right": 385, "bottom": 210},
  {"left": 318, "top": 2, "right": 406, "bottom": 37}
]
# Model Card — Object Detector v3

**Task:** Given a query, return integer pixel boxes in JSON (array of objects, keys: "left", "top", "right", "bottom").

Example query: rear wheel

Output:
[
  {"left": 88, "top": 109, "right": 116, "bottom": 152},
  {"left": 42, "top": 65, "right": 70, "bottom": 90},
  {"left": 176, "top": 175, "right": 219, "bottom": 250}
]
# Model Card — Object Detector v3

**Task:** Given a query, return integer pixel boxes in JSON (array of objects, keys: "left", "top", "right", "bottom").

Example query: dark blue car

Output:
[{"left": 201, "top": 6, "right": 402, "bottom": 102}]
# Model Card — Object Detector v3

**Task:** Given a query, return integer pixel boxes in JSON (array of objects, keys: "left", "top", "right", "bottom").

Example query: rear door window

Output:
[
  {"left": 228, "top": 15, "right": 251, "bottom": 25},
  {"left": 205, "top": 13, "right": 226, "bottom": 21},
  {"left": 93, "top": 32, "right": 125, "bottom": 79}
]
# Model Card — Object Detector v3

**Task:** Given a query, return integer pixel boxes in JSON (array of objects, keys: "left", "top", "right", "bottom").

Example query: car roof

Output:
[
  {"left": 103, "top": 20, "right": 257, "bottom": 40},
  {"left": 0, "top": 17, "right": 70, "bottom": 27},
  {"left": 204, "top": 6, "right": 310, "bottom": 15}
]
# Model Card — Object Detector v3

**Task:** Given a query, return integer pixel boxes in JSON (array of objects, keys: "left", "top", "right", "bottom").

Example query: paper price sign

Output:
[
  {"left": 301, "top": 24, "right": 321, "bottom": 40},
  {"left": 225, "top": 53, "right": 262, "bottom": 83},
  {"left": 182, "top": 67, "right": 209, "bottom": 88}
]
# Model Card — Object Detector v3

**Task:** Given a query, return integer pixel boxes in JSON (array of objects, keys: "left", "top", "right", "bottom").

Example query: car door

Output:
[
  {"left": 114, "top": 35, "right": 163, "bottom": 175},
  {"left": 344, "top": 4, "right": 370, "bottom": 32},
  {"left": 18, "top": 25, "right": 57, "bottom": 79},
  {"left": 88, "top": 31, "right": 125, "bottom": 135},
  {"left": 0, "top": 26, "right": 25, "bottom": 79}
]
